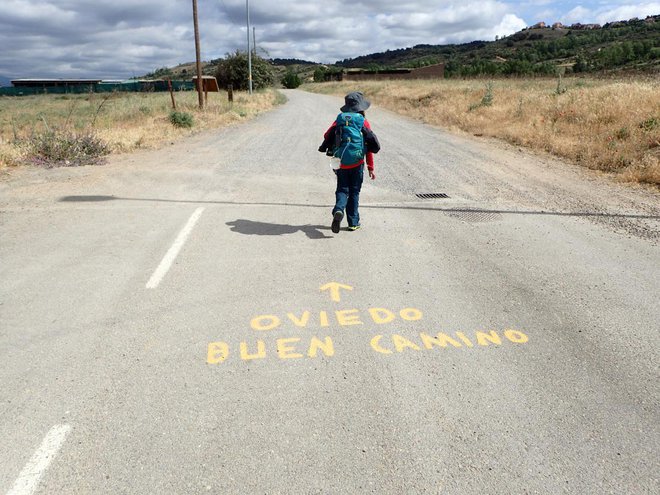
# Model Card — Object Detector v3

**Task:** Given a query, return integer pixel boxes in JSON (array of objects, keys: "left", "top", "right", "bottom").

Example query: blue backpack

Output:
[{"left": 333, "top": 112, "right": 365, "bottom": 165}]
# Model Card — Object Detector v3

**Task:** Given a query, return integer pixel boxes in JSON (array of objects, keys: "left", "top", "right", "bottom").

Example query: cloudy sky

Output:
[{"left": 1, "top": 1, "right": 658, "bottom": 80}]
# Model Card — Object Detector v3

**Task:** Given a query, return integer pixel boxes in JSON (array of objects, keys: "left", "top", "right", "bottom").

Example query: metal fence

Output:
[{"left": 0, "top": 80, "right": 195, "bottom": 97}]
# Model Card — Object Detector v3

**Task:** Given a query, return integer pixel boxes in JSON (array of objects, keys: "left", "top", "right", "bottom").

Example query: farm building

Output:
[
  {"left": 326, "top": 63, "right": 445, "bottom": 82},
  {"left": 10, "top": 79, "right": 103, "bottom": 89},
  {"left": 1, "top": 79, "right": 194, "bottom": 96}
]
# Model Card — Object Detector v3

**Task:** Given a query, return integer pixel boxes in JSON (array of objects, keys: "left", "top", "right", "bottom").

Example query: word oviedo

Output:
[{"left": 207, "top": 305, "right": 529, "bottom": 365}]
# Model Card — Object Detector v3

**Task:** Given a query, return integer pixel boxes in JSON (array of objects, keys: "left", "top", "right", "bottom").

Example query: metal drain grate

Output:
[
  {"left": 416, "top": 193, "right": 449, "bottom": 199},
  {"left": 446, "top": 210, "right": 503, "bottom": 223}
]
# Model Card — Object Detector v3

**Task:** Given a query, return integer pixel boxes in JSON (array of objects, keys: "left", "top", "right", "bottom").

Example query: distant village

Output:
[{"left": 526, "top": 14, "right": 658, "bottom": 31}]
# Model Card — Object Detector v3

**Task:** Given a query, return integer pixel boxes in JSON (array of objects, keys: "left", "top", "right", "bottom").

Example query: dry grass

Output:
[
  {"left": 305, "top": 78, "right": 660, "bottom": 186},
  {"left": 0, "top": 89, "right": 283, "bottom": 169}
]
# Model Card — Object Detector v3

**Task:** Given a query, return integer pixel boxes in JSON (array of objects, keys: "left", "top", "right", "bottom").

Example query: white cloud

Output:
[
  {"left": 594, "top": 3, "right": 660, "bottom": 25},
  {"left": 560, "top": 2, "right": 659, "bottom": 25},
  {"left": 0, "top": 1, "right": 657, "bottom": 79},
  {"left": 562, "top": 6, "right": 593, "bottom": 25},
  {"left": 493, "top": 14, "right": 528, "bottom": 38}
]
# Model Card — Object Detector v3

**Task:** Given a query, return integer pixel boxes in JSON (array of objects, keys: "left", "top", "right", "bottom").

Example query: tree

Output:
[
  {"left": 214, "top": 50, "right": 275, "bottom": 91},
  {"left": 621, "top": 41, "right": 634, "bottom": 63},
  {"left": 281, "top": 71, "right": 301, "bottom": 89},
  {"left": 313, "top": 66, "right": 342, "bottom": 82},
  {"left": 573, "top": 52, "right": 591, "bottom": 72},
  {"left": 313, "top": 67, "right": 326, "bottom": 82},
  {"left": 444, "top": 58, "right": 460, "bottom": 77}
]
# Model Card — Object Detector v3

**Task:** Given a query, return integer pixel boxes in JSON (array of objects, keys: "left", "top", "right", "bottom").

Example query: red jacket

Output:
[{"left": 324, "top": 119, "right": 375, "bottom": 171}]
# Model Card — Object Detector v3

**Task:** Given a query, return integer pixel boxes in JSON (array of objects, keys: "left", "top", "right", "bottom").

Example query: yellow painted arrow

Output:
[{"left": 320, "top": 282, "right": 353, "bottom": 302}]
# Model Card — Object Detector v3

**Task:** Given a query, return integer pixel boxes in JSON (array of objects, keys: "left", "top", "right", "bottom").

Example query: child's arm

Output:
[
  {"left": 366, "top": 151, "right": 375, "bottom": 180},
  {"left": 364, "top": 120, "right": 376, "bottom": 180},
  {"left": 318, "top": 122, "right": 337, "bottom": 154}
]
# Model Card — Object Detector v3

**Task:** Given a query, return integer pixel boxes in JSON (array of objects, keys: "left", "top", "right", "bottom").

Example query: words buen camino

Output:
[{"left": 206, "top": 306, "right": 529, "bottom": 364}]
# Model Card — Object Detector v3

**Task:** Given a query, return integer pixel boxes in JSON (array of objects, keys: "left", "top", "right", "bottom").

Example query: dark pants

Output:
[{"left": 333, "top": 165, "right": 364, "bottom": 227}]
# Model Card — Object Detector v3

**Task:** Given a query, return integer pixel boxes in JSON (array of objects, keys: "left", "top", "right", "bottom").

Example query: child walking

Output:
[{"left": 319, "top": 92, "right": 379, "bottom": 233}]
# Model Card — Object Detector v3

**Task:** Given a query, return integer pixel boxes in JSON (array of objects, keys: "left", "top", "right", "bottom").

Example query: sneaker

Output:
[
  {"left": 347, "top": 225, "right": 361, "bottom": 231},
  {"left": 331, "top": 211, "right": 343, "bottom": 233}
]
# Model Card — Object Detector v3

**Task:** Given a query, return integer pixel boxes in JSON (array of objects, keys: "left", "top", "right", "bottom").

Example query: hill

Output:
[
  {"left": 141, "top": 14, "right": 659, "bottom": 82},
  {"left": 0, "top": 75, "right": 12, "bottom": 87},
  {"left": 336, "top": 15, "right": 660, "bottom": 76}
]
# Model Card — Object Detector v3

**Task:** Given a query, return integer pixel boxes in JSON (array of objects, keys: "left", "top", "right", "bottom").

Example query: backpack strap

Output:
[{"left": 362, "top": 126, "right": 380, "bottom": 153}]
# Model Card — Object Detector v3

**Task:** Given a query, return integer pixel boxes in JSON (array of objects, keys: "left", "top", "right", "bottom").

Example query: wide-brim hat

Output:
[{"left": 340, "top": 91, "right": 371, "bottom": 113}]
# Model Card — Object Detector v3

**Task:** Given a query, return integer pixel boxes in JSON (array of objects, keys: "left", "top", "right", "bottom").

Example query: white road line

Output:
[
  {"left": 7, "top": 424, "right": 71, "bottom": 495},
  {"left": 146, "top": 207, "right": 205, "bottom": 289}
]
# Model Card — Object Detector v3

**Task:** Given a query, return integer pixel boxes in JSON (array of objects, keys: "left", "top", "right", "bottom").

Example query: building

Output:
[
  {"left": 340, "top": 63, "right": 445, "bottom": 81},
  {"left": 2, "top": 78, "right": 195, "bottom": 96},
  {"left": 10, "top": 79, "right": 102, "bottom": 88}
]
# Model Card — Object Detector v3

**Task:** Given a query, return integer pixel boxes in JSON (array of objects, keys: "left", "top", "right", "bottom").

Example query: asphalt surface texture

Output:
[{"left": 1, "top": 89, "right": 659, "bottom": 494}]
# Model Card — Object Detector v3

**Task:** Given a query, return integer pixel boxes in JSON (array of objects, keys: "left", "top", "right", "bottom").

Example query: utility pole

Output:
[
  {"left": 192, "top": 0, "right": 204, "bottom": 108},
  {"left": 246, "top": 0, "right": 253, "bottom": 94},
  {"left": 253, "top": 27, "right": 257, "bottom": 57}
]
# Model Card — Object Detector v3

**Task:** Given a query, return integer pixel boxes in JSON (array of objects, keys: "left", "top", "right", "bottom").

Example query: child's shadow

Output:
[{"left": 226, "top": 219, "right": 332, "bottom": 239}]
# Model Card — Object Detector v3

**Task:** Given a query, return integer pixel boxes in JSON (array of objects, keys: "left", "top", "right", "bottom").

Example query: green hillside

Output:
[
  {"left": 142, "top": 15, "right": 659, "bottom": 82},
  {"left": 336, "top": 15, "right": 660, "bottom": 76}
]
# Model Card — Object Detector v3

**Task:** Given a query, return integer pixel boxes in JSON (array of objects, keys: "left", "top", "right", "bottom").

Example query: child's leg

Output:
[
  {"left": 333, "top": 170, "right": 349, "bottom": 216},
  {"left": 346, "top": 166, "right": 364, "bottom": 227}
]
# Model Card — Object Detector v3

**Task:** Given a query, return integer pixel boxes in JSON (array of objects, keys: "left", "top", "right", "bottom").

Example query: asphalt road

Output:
[{"left": 1, "top": 89, "right": 659, "bottom": 494}]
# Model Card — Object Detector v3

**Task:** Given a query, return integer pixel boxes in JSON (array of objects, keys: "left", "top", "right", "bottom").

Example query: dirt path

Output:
[{"left": 2, "top": 89, "right": 658, "bottom": 242}]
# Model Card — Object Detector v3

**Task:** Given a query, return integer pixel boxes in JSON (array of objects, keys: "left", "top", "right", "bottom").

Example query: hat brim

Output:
[{"left": 340, "top": 99, "right": 371, "bottom": 113}]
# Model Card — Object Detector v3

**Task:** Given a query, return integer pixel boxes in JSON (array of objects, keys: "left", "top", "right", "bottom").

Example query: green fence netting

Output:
[{"left": 0, "top": 81, "right": 196, "bottom": 96}]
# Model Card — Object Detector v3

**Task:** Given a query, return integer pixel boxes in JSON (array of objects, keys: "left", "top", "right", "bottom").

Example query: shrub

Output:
[
  {"left": 469, "top": 81, "right": 494, "bottom": 111},
  {"left": 274, "top": 91, "right": 288, "bottom": 105},
  {"left": 639, "top": 117, "right": 659, "bottom": 131},
  {"left": 281, "top": 71, "right": 302, "bottom": 89},
  {"left": 22, "top": 129, "right": 109, "bottom": 168},
  {"left": 555, "top": 75, "right": 567, "bottom": 95},
  {"left": 169, "top": 110, "right": 194, "bottom": 128},
  {"left": 481, "top": 81, "right": 494, "bottom": 106},
  {"left": 615, "top": 127, "right": 630, "bottom": 140}
]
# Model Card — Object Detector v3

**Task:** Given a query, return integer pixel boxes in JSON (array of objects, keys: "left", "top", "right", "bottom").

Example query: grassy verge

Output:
[
  {"left": 0, "top": 89, "right": 284, "bottom": 170},
  {"left": 304, "top": 78, "right": 660, "bottom": 186}
]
